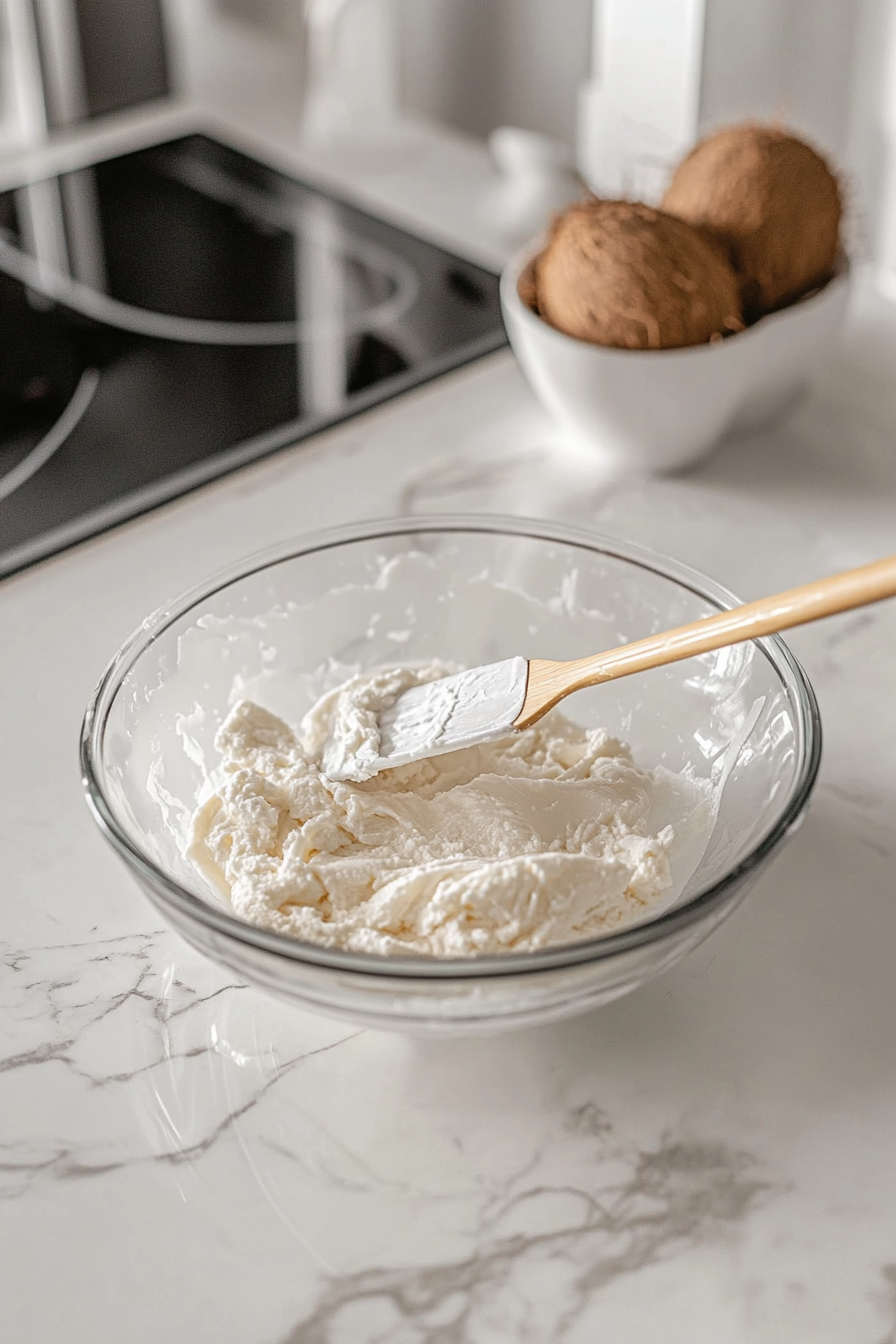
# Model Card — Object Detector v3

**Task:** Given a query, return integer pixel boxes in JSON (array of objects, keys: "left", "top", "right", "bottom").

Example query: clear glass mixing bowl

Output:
[{"left": 81, "top": 516, "right": 820, "bottom": 1034}]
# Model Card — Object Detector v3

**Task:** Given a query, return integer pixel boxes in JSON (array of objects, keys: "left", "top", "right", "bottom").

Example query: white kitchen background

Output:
[
  {"left": 3, "top": 0, "right": 896, "bottom": 279},
  {"left": 210, "top": 0, "right": 896, "bottom": 284},
  {"left": 218, "top": 0, "right": 593, "bottom": 145}
]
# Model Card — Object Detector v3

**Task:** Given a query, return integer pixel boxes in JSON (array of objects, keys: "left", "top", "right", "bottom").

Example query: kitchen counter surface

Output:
[{"left": 3, "top": 64, "right": 896, "bottom": 1344}]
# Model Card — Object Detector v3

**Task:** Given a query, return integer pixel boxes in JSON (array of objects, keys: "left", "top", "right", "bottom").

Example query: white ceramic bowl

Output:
[{"left": 501, "top": 243, "right": 850, "bottom": 472}]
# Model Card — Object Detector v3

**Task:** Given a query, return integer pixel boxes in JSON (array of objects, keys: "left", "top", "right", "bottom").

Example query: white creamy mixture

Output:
[{"left": 187, "top": 663, "right": 681, "bottom": 957}]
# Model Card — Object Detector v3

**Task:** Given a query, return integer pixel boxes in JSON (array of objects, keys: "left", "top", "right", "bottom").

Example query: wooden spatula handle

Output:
[{"left": 515, "top": 553, "right": 896, "bottom": 729}]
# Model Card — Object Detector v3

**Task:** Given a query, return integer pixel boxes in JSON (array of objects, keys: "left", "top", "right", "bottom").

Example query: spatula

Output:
[{"left": 330, "top": 553, "right": 896, "bottom": 780}]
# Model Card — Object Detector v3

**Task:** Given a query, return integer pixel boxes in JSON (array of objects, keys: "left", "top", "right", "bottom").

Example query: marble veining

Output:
[
  {"left": 1, "top": 932, "right": 242, "bottom": 1198},
  {"left": 0, "top": 932, "right": 382, "bottom": 1205},
  {"left": 279, "top": 1125, "right": 775, "bottom": 1343},
  {"left": 396, "top": 446, "right": 546, "bottom": 517}
]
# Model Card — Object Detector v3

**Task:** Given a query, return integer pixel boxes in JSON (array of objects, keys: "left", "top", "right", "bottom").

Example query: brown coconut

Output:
[
  {"left": 531, "top": 199, "right": 743, "bottom": 351},
  {"left": 662, "top": 123, "right": 842, "bottom": 319}
]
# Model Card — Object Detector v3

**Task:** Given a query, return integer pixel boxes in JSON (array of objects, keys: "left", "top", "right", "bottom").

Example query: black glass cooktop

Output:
[{"left": 0, "top": 133, "right": 506, "bottom": 578}]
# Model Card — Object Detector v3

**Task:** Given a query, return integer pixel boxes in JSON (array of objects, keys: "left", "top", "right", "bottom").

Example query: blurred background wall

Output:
[
  {"left": 217, "top": 0, "right": 896, "bottom": 277},
  {"left": 218, "top": 0, "right": 594, "bottom": 145},
  {"left": 397, "top": 0, "right": 593, "bottom": 146},
  {"left": 4, "top": 0, "right": 896, "bottom": 278}
]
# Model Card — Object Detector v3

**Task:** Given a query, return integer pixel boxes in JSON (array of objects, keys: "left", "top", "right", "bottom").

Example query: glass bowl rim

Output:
[{"left": 81, "top": 513, "right": 821, "bottom": 981}]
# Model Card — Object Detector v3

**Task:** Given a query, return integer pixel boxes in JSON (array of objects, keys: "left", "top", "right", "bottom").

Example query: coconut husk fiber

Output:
[
  {"left": 662, "top": 123, "right": 842, "bottom": 320},
  {"left": 531, "top": 199, "right": 743, "bottom": 351}
]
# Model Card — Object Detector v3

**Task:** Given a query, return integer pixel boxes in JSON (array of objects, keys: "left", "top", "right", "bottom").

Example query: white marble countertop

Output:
[{"left": 3, "top": 64, "right": 896, "bottom": 1343}]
